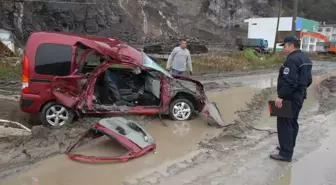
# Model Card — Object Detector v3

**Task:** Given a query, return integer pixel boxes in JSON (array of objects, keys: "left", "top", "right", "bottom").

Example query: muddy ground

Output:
[{"left": 0, "top": 60, "right": 335, "bottom": 185}]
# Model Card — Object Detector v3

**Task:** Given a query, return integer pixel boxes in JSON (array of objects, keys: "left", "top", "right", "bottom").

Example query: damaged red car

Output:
[{"left": 20, "top": 32, "right": 225, "bottom": 128}]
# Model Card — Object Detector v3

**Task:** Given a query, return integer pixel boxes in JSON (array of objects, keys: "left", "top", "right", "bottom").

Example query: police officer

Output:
[{"left": 270, "top": 36, "right": 313, "bottom": 162}]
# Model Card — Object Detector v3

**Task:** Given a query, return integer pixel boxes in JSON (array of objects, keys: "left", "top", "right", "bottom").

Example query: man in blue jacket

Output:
[{"left": 271, "top": 36, "right": 313, "bottom": 162}]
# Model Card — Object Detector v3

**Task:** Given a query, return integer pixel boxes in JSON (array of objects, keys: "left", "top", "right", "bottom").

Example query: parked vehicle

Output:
[
  {"left": 236, "top": 38, "right": 269, "bottom": 53},
  {"left": 20, "top": 32, "right": 225, "bottom": 128}
]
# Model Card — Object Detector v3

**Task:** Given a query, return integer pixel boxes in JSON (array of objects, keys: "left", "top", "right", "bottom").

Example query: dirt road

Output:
[{"left": 0, "top": 60, "right": 335, "bottom": 185}]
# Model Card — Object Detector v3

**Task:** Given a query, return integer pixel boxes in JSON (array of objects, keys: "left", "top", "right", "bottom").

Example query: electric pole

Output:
[
  {"left": 273, "top": 0, "right": 282, "bottom": 54},
  {"left": 292, "top": 0, "right": 299, "bottom": 35}
]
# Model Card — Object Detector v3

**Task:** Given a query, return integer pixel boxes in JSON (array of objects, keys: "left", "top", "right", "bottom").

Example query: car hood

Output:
[{"left": 172, "top": 75, "right": 204, "bottom": 92}]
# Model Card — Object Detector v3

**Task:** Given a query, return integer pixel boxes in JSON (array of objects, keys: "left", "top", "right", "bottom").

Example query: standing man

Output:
[
  {"left": 166, "top": 38, "right": 193, "bottom": 75},
  {"left": 270, "top": 36, "right": 313, "bottom": 162}
]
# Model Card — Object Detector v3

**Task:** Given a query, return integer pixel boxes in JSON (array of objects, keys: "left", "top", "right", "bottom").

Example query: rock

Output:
[
  {"left": 84, "top": 19, "right": 99, "bottom": 33},
  {"left": 0, "top": 0, "right": 333, "bottom": 45}
]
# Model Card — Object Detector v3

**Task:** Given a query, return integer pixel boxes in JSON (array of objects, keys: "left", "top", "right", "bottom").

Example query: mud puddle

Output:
[
  {"left": 0, "top": 71, "right": 335, "bottom": 185},
  {"left": 271, "top": 115, "right": 336, "bottom": 185},
  {"left": 0, "top": 119, "right": 220, "bottom": 185},
  {"left": 71, "top": 135, "right": 128, "bottom": 157},
  {"left": 0, "top": 86, "right": 262, "bottom": 185}
]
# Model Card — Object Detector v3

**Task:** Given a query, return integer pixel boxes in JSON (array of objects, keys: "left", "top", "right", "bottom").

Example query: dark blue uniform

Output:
[{"left": 277, "top": 50, "right": 312, "bottom": 159}]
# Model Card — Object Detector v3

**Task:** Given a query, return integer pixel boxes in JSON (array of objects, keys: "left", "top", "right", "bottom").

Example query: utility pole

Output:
[
  {"left": 273, "top": 0, "right": 282, "bottom": 54},
  {"left": 292, "top": 0, "right": 299, "bottom": 35}
]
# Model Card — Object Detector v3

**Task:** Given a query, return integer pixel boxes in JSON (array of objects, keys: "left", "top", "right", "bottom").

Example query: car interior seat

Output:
[{"left": 101, "top": 71, "right": 143, "bottom": 106}]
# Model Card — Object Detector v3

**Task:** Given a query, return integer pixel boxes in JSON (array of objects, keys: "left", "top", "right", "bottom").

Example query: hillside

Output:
[{"left": 0, "top": 0, "right": 335, "bottom": 45}]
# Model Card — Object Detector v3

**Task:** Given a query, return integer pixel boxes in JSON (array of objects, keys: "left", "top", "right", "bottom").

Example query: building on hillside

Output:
[
  {"left": 0, "top": 29, "right": 15, "bottom": 53},
  {"left": 244, "top": 17, "right": 320, "bottom": 52},
  {"left": 318, "top": 24, "right": 336, "bottom": 41}
]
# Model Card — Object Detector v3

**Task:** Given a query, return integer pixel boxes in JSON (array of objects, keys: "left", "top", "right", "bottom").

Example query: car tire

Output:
[
  {"left": 40, "top": 101, "right": 74, "bottom": 129},
  {"left": 169, "top": 98, "right": 194, "bottom": 121}
]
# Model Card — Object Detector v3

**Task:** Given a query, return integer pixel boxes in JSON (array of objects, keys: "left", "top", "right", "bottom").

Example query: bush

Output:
[
  {"left": 243, "top": 49, "right": 258, "bottom": 62},
  {"left": 0, "top": 57, "right": 22, "bottom": 79}
]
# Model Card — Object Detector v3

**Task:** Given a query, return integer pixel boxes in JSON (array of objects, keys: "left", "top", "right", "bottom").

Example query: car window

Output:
[
  {"left": 84, "top": 53, "right": 101, "bottom": 66},
  {"left": 142, "top": 52, "right": 173, "bottom": 78},
  {"left": 35, "top": 43, "right": 72, "bottom": 76}
]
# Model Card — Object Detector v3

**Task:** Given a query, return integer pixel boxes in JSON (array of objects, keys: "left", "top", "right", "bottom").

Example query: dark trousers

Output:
[{"left": 277, "top": 93, "right": 305, "bottom": 159}]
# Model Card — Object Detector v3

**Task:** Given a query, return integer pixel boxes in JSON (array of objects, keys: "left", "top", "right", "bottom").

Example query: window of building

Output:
[
  {"left": 318, "top": 28, "right": 323, "bottom": 32},
  {"left": 35, "top": 43, "right": 72, "bottom": 76},
  {"left": 325, "top": 28, "right": 332, "bottom": 32},
  {"left": 332, "top": 34, "right": 336, "bottom": 41},
  {"left": 310, "top": 37, "right": 316, "bottom": 43}
]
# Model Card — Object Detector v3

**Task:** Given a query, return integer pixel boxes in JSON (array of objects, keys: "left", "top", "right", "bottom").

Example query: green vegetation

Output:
[
  {"left": 158, "top": 49, "right": 286, "bottom": 74},
  {"left": 0, "top": 57, "right": 22, "bottom": 79}
]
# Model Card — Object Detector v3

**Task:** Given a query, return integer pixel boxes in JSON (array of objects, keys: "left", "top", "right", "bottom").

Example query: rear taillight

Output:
[{"left": 21, "top": 55, "right": 29, "bottom": 93}]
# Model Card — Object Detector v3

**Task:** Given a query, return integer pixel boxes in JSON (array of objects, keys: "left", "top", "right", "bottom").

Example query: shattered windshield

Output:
[{"left": 142, "top": 52, "right": 173, "bottom": 78}]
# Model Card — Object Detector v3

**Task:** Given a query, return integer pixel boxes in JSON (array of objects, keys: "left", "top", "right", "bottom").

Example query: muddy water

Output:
[
  {"left": 207, "top": 87, "right": 259, "bottom": 123},
  {"left": 0, "top": 87, "right": 260, "bottom": 185},
  {"left": 1, "top": 72, "right": 333, "bottom": 185},
  {"left": 271, "top": 120, "right": 336, "bottom": 185},
  {"left": 72, "top": 136, "right": 128, "bottom": 157}
]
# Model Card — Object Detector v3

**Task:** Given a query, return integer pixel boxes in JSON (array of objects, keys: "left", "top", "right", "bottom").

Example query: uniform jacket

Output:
[{"left": 277, "top": 50, "right": 313, "bottom": 100}]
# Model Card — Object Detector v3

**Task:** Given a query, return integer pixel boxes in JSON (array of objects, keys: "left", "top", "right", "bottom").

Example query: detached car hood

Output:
[{"left": 65, "top": 117, "right": 156, "bottom": 162}]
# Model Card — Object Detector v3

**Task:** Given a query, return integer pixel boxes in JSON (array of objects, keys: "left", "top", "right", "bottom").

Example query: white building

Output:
[
  {"left": 0, "top": 29, "right": 15, "bottom": 53},
  {"left": 244, "top": 17, "right": 320, "bottom": 52},
  {"left": 318, "top": 24, "right": 336, "bottom": 41}
]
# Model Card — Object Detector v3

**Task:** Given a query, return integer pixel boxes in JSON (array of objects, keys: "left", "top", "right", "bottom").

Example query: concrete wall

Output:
[{"left": 0, "top": 29, "right": 15, "bottom": 53}]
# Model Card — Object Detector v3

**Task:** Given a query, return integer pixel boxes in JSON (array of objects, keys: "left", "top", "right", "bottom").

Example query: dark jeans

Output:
[
  {"left": 277, "top": 93, "right": 305, "bottom": 159},
  {"left": 172, "top": 69, "right": 185, "bottom": 75}
]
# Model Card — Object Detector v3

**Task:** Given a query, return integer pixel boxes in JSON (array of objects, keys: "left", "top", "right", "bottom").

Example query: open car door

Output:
[{"left": 52, "top": 39, "right": 134, "bottom": 112}]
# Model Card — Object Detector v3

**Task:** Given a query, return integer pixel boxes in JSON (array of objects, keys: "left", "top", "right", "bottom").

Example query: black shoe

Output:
[{"left": 270, "top": 154, "right": 292, "bottom": 162}]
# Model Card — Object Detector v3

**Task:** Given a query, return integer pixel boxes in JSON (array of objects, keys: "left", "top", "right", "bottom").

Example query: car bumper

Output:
[{"left": 20, "top": 93, "right": 44, "bottom": 114}]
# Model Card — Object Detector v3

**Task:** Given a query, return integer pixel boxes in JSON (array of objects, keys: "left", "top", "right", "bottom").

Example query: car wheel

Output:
[
  {"left": 41, "top": 102, "right": 74, "bottom": 129},
  {"left": 169, "top": 99, "right": 194, "bottom": 121}
]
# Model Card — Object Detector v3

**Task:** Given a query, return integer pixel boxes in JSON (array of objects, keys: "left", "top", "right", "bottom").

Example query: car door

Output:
[
  {"left": 51, "top": 40, "right": 114, "bottom": 112},
  {"left": 51, "top": 74, "right": 88, "bottom": 109}
]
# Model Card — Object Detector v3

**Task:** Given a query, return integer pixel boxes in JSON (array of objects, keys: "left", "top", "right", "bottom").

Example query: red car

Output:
[{"left": 20, "top": 31, "right": 225, "bottom": 128}]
